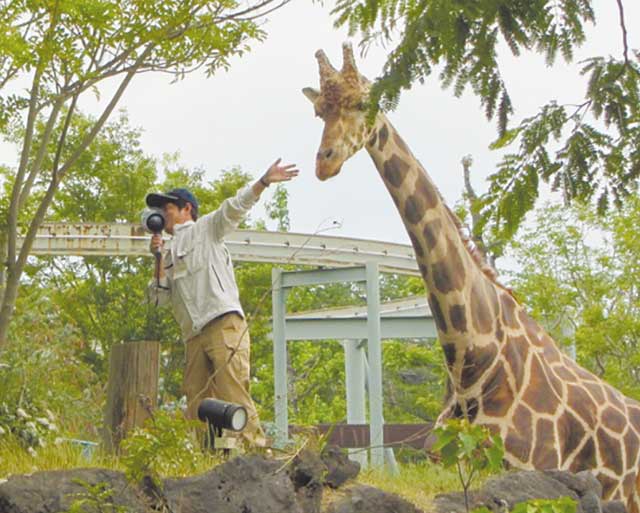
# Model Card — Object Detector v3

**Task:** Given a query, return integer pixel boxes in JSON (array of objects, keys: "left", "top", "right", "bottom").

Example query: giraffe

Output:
[{"left": 302, "top": 43, "right": 640, "bottom": 512}]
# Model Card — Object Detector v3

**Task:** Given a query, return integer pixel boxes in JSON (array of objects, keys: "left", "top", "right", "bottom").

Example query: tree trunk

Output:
[{"left": 102, "top": 340, "right": 160, "bottom": 453}]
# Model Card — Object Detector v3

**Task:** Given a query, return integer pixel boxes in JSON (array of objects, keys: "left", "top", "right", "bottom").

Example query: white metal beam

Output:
[{"left": 22, "top": 223, "right": 420, "bottom": 275}]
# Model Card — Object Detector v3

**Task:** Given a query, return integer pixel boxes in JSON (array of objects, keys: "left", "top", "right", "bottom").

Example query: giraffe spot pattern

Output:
[
  {"left": 628, "top": 407, "right": 640, "bottom": 434},
  {"left": 598, "top": 426, "right": 624, "bottom": 475},
  {"left": 570, "top": 438, "right": 597, "bottom": 472},
  {"left": 404, "top": 194, "right": 427, "bottom": 225},
  {"left": 532, "top": 418, "right": 559, "bottom": 469},
  {"left": 480, "top": 361, "right": 514, "bottom": 417},
  {"left": 623, "top": 474, "right": 637, "bottom": 504},
  {"left": 460, "top": 343, "right": 498, "bottom": 389},
  {"left": 584, "top": 382, "right": 605, "bottom": 404},
  {"left": 393, "top": 132, "right": 411, "bottom": 155},
  {"left": 502, "top": 335, "right": 529, "bottom": 392},
  {"left": 602, "top": 406, "right": 627, "bottom": 434},
  {"left": 449, "top": 304, "right": 467, "bottom": 333},
  {"left": 409, "top": 231, "right": 424, "bottom": 257},
  {"left": 495, "top": 325, "right": 504, "bottom": 343},
  {"left": 428, "top": 293, "right": 448, "bottom": 334},
  {"left": 418, "top": 263, "right": 429, "bottom": 281},
  {"left": 470, "top": 280, "right": 494, "bottom": 334},
  {"left": 568, "top": 358, "right": 599, "bottom": 382},
  {"left": 442, "top": 342, "right": 456, "bottom": 368},
  {"left": 378, "top": 124, "right": 389, "bottom": 151},
  {"left": 540, "top": 334, "right": 562, "bottom": 364},
  {"left": 431, "top": 239, "right": 466, "bottom": 294},
  {"left": 500, "top": 293, "right": 519, "bottom": 329},
  {"left": 453, "top": 397, "right": 479, "bottom": 422},
  {"left": 597, "top": 472, "right": 620, "bottom": 500},
  {"left": 505, "top": 404, "right": 533, "bottom": 463},
  {"left": 414, "top": 172, "right": 440, "bottom": 211},
  {"left": 519, "top": 310, "right": 544, "bottom": 346},
  {"left": 552, "top": 364, "right": 578, "bottom": 383},
  {"left": 523, "top": 355, "right": 560, "bottom": 415},
  {"left": 545, "top": 364, "right": 564, "bottom": 398},
  {"left": 557, "top": 409, "right": 586, "bottom": 465},
  {"left": 568, "top": 384, "right": 599, "bottom": 426},
  {"left": 623, "top": 427, "right": 639, "bottom": 469},
  {"left": 606, "top": 386, "right": 626, "bottom": 412},
  {"left": 422, "top": 219, "right": 442, "bottom": 251},
  {"left": 367, "top": 130, "right": 378, "bottom": 147},
  {"left": 383, "top": 154, "right": 410, "bottom": 188}
]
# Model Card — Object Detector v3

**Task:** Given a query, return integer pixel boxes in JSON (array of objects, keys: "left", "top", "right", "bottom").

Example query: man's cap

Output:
[{"left": 145, "top": 188, "right": 199, "bottom": 214}]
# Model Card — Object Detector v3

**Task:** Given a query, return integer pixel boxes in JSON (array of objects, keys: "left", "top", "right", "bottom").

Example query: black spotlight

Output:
[{"left": 198, "top": 398, "right": 247, "bottom": 449}]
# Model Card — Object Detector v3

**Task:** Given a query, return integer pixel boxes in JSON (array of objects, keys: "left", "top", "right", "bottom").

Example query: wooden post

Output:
[{"left": 102, "top": 340, "right": 160, "bottom": 452}]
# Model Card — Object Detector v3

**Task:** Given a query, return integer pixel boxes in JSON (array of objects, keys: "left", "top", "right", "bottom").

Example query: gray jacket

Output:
[{"left": 148, "top": 185, "right": 259, "bottom": 341}]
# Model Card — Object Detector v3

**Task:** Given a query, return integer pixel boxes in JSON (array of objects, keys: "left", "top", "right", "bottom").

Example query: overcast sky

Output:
[{"left": 1, "top": 0, "right": 638, "bottom": 245}]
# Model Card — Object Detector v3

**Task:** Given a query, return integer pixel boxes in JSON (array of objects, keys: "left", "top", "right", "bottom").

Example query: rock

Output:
[
  {"left": 432, "top": 470, "right": 629, "bottom": 513},
  {"left": 433, "top": 471, "right": 581, "bottom": 513},
  {"left": 289, "top": 449, "right": 326, "bottom": 513},
  {"left": 321, "top": 446, "right": 360, "bottom": 488},
  {"left": 0, "top": 468, "right": 145, "bottom": 513},
  {"left": 163, "top": 454, "right": 301, "bottom": 513},
  {"left": 325, "top": 484, "right": 424, "bottom": 513},
  {"left": 602, "top": 501, "right": 627, "bottom": 513},
  {"left": 580, "top": 491, "right": 603, "bottom": 513},
  {"left": 544, "top": 470, "right": 603, "bottom": 498}
]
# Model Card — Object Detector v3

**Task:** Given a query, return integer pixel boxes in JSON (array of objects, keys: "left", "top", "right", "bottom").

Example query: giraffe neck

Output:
[{"left": 364, "top": 115, "right": 508, "bottom": 392}]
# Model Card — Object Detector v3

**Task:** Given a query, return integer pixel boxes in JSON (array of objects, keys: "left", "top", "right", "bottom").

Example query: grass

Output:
[
  {"left": 0, "top": 435, "right": 224, "bottom": 481},
  {"left": 357, "top": 460, "right": 462, "bottom": 511}
]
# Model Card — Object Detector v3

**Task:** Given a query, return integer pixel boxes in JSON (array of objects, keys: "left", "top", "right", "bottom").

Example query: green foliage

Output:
[
  {"left": 483, "top": 56, "right": 640, "bottom": 239},
  {"left": 332, "top": 0, "right": 639, "bottom": 239},
  {"left": 266, "top": 184, "right": 291, "bottom": 231},
  {"left": 505, "top": 200, "right": 640, "bottom": 399},
  {"left": 0, "top": 283, "right": 101, "bottom": 438},
  {"left": 0, "top": 402, "right": 58, "bottom": 453},
  {"left": 334, "top": 0, "right": 594, "bottom": 131},
  {"left": 432, "top": 419, "right": 504, "bottom": 512},
  {"left": 120, "top": 409, "right": 202, "bottom": 486},
  {"left": 63, "top": 480, "right": 127, "bottom": 513},
  {"left": 0, "top": 0, "right": 290, "bottom": 350},
  {"left": 509, "top": 496, "right": 577, "bottom": 513}
]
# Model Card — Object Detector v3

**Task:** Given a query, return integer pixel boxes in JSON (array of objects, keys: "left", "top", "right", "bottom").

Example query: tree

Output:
[
  {"left": 0, "top": 0, "right": 291, "bottom": 350},
  {"left": 332, "top": 0, "right": 639, "bottom": 245},
  {"left": 505, "top": 199, "right": 640, "bottom": 399}
]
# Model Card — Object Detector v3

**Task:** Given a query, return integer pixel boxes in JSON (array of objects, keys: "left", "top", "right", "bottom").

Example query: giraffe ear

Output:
[{"left": 302, "top": 87, "right": 320, "bottom": 103}]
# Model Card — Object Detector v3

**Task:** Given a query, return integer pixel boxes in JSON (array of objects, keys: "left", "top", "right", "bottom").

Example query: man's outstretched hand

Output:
[{"left": 262, "top": 158, "right": 299, "bottom": 185}]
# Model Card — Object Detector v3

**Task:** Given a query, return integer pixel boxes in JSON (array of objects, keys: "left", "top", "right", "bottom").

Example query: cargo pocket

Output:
[{"left": 221, "top": 314, "right": 250, "bottom": 353}]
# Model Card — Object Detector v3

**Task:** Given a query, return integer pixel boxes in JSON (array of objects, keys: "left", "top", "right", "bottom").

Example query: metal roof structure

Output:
[{"left": 23, "top": 223, "right": 420, "bottom": 275}]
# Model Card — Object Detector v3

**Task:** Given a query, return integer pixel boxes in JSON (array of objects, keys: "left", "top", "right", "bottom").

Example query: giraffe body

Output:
[{"left": 304, "top": 44, "right": 640, "bottom": 512}]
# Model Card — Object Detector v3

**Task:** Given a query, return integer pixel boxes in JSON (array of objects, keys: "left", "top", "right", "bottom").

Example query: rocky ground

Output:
[{"left": 0, "top": 447, "right": 630, "bottom": 513}]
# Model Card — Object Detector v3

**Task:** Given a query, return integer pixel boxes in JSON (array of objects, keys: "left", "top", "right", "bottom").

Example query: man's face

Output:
[{"left": 162, "top": 202, "right": 191, "bottom": 234}]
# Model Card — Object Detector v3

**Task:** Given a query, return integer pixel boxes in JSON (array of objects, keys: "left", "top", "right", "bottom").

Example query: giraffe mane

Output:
[{"left": 444, "top": 204, "right": 515, "bottom": 297}]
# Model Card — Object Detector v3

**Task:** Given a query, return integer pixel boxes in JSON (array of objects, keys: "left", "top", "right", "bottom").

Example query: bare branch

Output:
[
  {"left": 56, "top": 45, "right": 155, "bottom": 179},
  {"left": 51, "top": 93, "right": 78, "bottom": 182},
  {"left": 17, "top": 99, "right": 64, "bottom": 210},
  {"left": 615, "top": 0, "right": 629, "bottom": 64}
]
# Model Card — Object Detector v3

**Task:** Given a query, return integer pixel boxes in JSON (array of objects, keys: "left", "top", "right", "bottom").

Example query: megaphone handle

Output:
[{"left": 154, "top": 251, "right": 162, "bottom": 287}]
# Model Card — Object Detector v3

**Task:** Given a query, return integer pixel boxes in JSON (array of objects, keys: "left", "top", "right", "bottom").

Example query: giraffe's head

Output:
[{"left": 303, "top": 43, "right": 372, "bottom": 181}]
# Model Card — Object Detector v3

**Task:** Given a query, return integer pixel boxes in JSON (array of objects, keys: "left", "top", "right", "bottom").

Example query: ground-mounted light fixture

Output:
[{"left": 197, "top": 398, "right": 247, "bottom": 449}]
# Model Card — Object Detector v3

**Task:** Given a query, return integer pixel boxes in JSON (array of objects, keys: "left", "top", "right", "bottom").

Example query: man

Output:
[{"left": 146, "top": 159, "right": 299, "bottom": 446}]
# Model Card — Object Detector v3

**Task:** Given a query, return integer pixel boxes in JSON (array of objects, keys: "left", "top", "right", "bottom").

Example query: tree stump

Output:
[{"left": 102, "top": 340, "right": 160, "bottom": 452}]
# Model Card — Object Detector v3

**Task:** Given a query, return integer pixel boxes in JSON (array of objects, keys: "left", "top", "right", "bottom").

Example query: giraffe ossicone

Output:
[{"left": 304, "top": 43, "right": 640, "bottom": 513}]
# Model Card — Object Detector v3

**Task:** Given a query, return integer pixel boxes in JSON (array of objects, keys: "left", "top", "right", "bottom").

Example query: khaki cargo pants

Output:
[{"left": 183, "top": 312, "right": 266, "bottom": 447}]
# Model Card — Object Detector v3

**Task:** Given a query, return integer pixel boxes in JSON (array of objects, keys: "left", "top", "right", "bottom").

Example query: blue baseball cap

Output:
[{"left": 145, "top": 188, "right": 199, "bottom": 216}]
